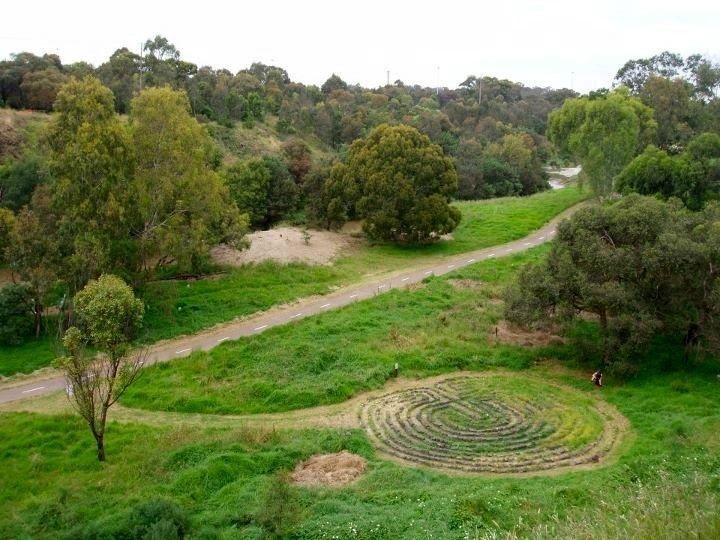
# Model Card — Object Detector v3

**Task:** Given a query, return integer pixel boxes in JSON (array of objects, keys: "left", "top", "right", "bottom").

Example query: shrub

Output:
[
  {"left": 0, "top": 283, "right": 34, "bottom": 345},
  {"left": 255, "top": 472, "right": 301, "bottom": 538},
  {"left": 330, "top": 124, "right": 460, "bottom": 244},
  {"left": 118, "top": 498, "right": 189, "bottom": 539}
]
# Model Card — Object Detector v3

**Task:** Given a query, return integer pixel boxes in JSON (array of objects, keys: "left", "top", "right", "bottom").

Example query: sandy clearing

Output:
[{"left": 212, "top": 226, "right": 362, "bottom": 266}]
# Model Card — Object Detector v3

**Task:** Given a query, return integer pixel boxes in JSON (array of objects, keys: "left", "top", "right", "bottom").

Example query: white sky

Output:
[{"left": 1, "top": 0, "right": 718, "bottom": 93}]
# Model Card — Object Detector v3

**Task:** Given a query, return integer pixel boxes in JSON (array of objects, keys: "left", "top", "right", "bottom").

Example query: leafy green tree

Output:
[
  {"left": 505, "top": 195, "right": 669, "bottom": 369},
  {"left": 56, "top": 274, "right": 145, "bottom": 461},
  {"left": 0, "top": 283, "right": 34, "bottom": 345},
  {"left": 615, "top": 51, "right": 686, "bottom": 93},
  {"left": 0, "top": 207, "right": 14, "bottom": 263},
  {"left": 0, "top": 152, "right": 48, "bottom": 211},
  {"left": 479, "top": 156, "right": 523, "bottom": 198},
  {"left": 19, "top": 68, "right": 66, "bottom": 111},
  {"left": 649, "top": 202, "right": 720, "bottom": 356},
  {"left": 616, "top": 145, "right": 703, "bottom": 208},
  {"left": 617, "top": 133, "right": 720, "bottom": 209},
  {"left": 5, "top": 190, "right": 59, "bottom": 337},
  {"left": 0, "top": 52, "right": 63, "bottom": 108},
  {"left": 455, "top": 139, "right": 485, "bottom": 199},
  {"left": 244, "top": 92, "right": 265, "bottom": 126},
  {"left": 97, "top": 47, "right": 141, "bottom": 113},
  {"left": 640, "top": 76, "right": 693, "bottom": 147},
  {"left": 548, "top": 89, "right": 656, "bottom": 197},
  {"left": 282, "top": 137, "right": 312, "bottom": 184},
  {"left": 332, "top": 124, "right": 460, "bottom": 243},
  {"left": 48, "top": 76, "right": 134, "bottom": 288},
  {"left": 262, "top": 155, "right": 299, "bottom": 225},
  {"left": 506, "top": 194, "right": 720, "bottom": 370},
  {"left": 686, "top": 132, "right": 720, "bottom": 162},
  {"left": 321, "top": 73, "right": 348, "bottom": 94},
  {"left": 303, "top": 159, "right": 350, "bottom": 229},
  {"left": 225, "top": 159, "right": 271, "bottom": 227},
  {"left": 129, "top": 86, "right": 248, "bottom": 275},
  {"left": 487, "top": 133, "right": 548, "bottom": 195}
]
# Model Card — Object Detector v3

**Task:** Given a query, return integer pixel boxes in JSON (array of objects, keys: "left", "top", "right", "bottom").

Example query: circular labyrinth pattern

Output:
[{"left": 359, "top": 374, "right": 626, "bottom": 474}]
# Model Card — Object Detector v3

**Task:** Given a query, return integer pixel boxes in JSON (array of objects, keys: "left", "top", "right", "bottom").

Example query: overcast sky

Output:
[{"left": 1, "top": 0, "right": 718, "bottom": 93}]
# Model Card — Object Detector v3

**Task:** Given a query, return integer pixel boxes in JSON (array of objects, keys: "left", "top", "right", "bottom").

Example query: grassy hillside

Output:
[
  {"left": 0, "top": 185, "right": 587, "bottom": 377},
  {"left": 1, "top": 248, "right": 718, "bottom": 539},
  {"left": 207, "top": 115, "right": 333, "bottom": 165},
  {"left": 0, "top": 109, "right": 49, "bottom": 161}
]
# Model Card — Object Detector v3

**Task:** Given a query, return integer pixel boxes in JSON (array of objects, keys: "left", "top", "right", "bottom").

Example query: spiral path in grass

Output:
[{"left": 359, "top": 373, "right": 626, "bottom": 474}]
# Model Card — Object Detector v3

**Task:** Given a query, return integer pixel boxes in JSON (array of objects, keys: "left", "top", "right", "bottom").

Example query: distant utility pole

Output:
[
  {"left": 387, "top": 70, "right": 390, "bottom": 86},
  {"left": 436, "top": 66, "right": 440, "bottom": 95}
]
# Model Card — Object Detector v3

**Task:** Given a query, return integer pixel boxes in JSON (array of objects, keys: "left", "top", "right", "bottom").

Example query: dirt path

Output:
[
  {"left": 0, "top": 202, "right": 588, "bottom": 405},
  {"left": 1, "top": 368, "right": 630, "bottom": 477}
]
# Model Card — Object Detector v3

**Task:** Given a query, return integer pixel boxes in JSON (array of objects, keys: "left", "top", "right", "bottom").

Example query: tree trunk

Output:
[
  {"left": 96, "top": 434, "right": 105, "bottom": 462},
  {"left": 684, "top": 322, "right": 700, "bottom": 360},
  {"left": 33, "top": 302, "right": 42, "bottom": 338},
  {"left": 598, "top": 309, "right": 610, "bottom": 367}
]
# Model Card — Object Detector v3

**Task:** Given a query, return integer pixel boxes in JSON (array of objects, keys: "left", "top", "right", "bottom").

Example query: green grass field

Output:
[
  {"left": 1, "top": 247, "right": 718, "bottom": 539},
  {"left": 0, "top": 186, "right": 587, "bottom": 377}
]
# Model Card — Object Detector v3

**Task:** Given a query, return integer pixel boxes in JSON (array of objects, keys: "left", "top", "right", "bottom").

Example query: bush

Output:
[
  {"left": 329, "top": 124, "right": 460, "bottom": 244},
  {"left": 118, "top": 498, "right": 189, "bottom": 539},
  {"left": 255, "top": 472, "right": 300, "bottom": 538},
  {"left": 0, "top": 283, "right": 34, "bottom": 345},
  {"left": 0, "top": 207, "right": 14, "bottom": 263}
]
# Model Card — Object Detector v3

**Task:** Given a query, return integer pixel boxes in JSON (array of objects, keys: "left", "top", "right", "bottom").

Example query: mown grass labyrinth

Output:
[{"left": 360, "top": 373, "right": 628, "bottom": 475}]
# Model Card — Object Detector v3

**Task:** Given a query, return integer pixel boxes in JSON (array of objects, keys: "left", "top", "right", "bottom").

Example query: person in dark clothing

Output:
[{"left": 591, "top": 370, "right": 603, "bottom": 387}]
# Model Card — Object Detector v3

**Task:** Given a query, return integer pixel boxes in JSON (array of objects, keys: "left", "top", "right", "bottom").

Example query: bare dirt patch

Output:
[
  {"left": 448, "top": 278, "right": 484, "bottom": 290},
  {"left": 211, "top": 227, "right": 361, "bottom": 266},
  {"left": 0, "top": 267, "right": 16, "bottom": 286},
  {"left": 291, "top": 450, "right": 367, "bottom": 487},
  {"left": 490, "top": 320, "right": 565, "bottom": 347}
]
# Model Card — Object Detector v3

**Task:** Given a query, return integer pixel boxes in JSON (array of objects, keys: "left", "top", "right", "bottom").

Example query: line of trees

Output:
[
  {"left": 1, "top": 35, "right": 574, "bottom": 201},
  {"left": 0, "top": 77, "right": 249, "bottom": 343}
]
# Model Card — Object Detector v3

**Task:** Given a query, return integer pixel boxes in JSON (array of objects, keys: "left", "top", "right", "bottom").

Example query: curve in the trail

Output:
[{"left": 0, "top": 203, "right": 584, "bottom": 405}]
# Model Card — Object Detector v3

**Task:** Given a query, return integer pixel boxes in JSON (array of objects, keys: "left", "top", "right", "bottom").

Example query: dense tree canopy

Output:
[
  {"left": 1, "top": 37, "right": 583, "bottom": 196},
  {"left": 48, "top": 76, "right": 134, "bottom": 286},
  {"left": 324, "top": 124, "right": 461, "bottom": 243},
  {"left": 505, "top": 195, "right": 720, "bottom": 371},
  {"left": 129, "top": 86, "right": 248, "bottom": 275},
  {"left": 548, "top": 89, "right": 656, "bottom": 196},
  {"left": 615, "top": 133, "right": 720, "bottom": 209}
]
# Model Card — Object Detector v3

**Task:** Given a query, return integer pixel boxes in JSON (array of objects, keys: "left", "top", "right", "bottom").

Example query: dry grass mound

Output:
[{"left": 291, "top": 451, "right": 367, "bottom": 487}]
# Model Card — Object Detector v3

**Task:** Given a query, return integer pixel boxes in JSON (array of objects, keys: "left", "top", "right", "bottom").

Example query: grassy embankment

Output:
[
  {"left": 1, "top": 247, "right": 718, "bottom": 538},
  {"left": 0, "top": 185, "right": 587, "bottom": 376}
]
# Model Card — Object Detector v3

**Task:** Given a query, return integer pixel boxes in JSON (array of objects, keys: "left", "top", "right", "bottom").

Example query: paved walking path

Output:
[{"left": 0, "top": 203, "right": 583, "bottom": 405}]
